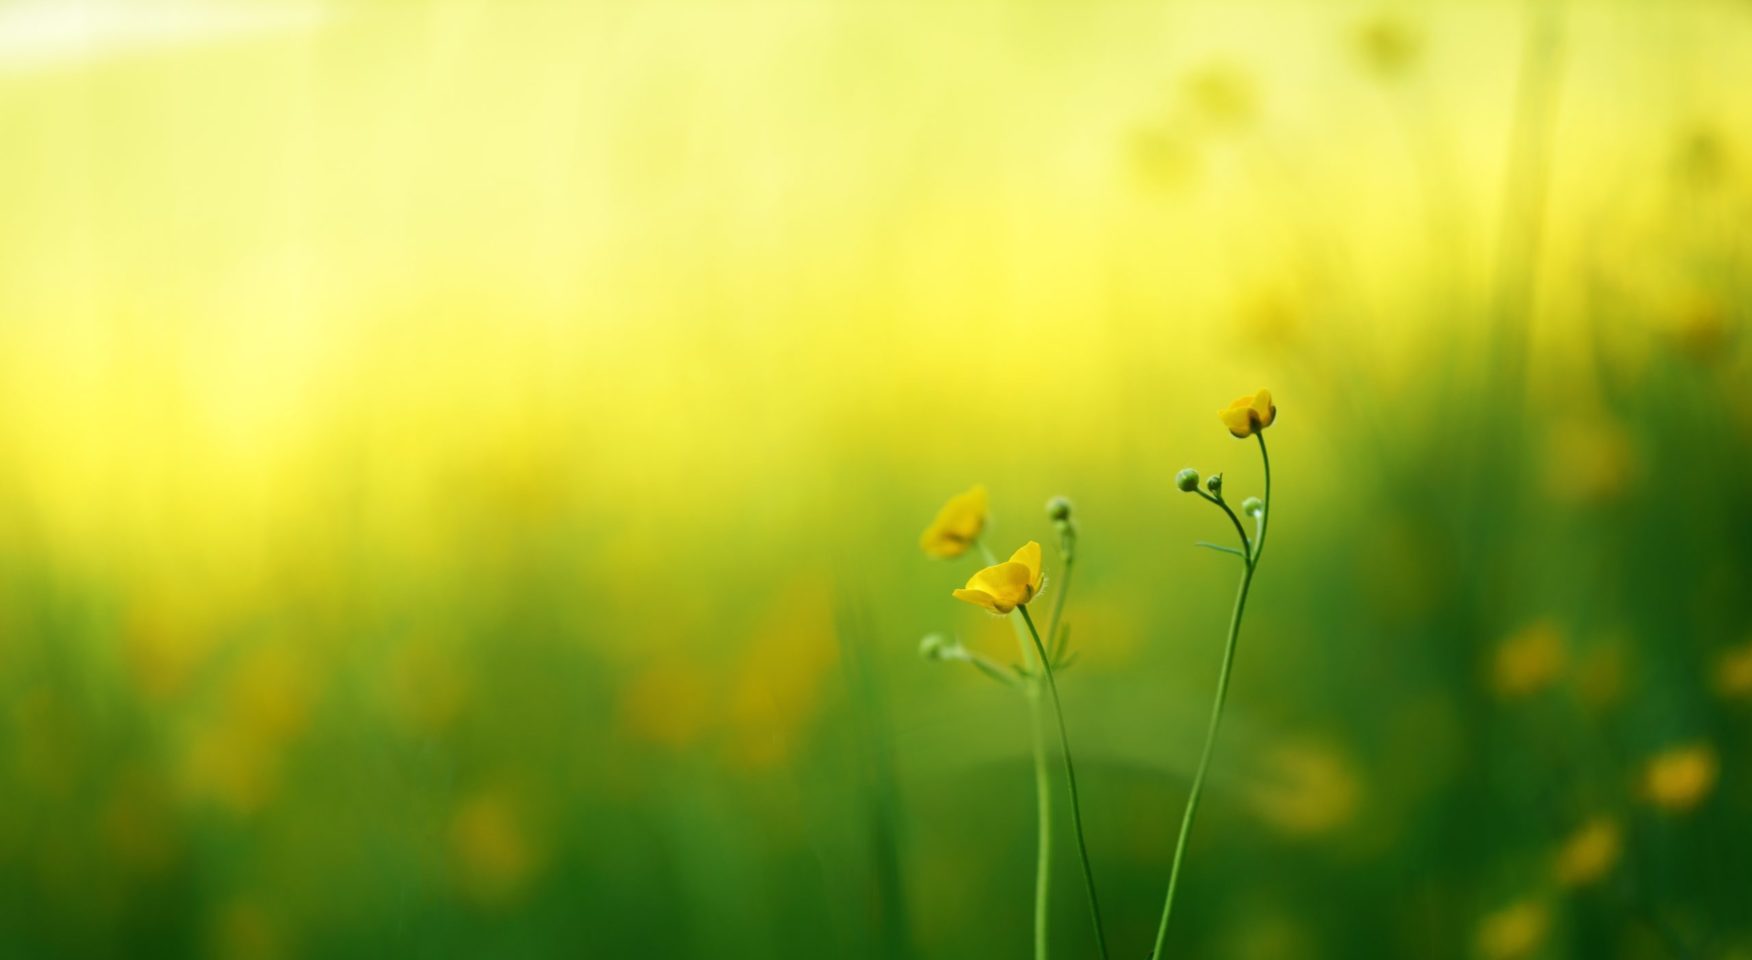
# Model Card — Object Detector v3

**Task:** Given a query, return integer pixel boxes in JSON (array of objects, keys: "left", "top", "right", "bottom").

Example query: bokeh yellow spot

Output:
[
  {"left": 1552, "top": 816, "right": 1621, "bottom": 888},
  {"left": 1245, "top": 740, "right": 1360, "bottom": 837},
  {"left": 122, "top": 589, "right": 224, "bottom": 701},
  {"left": 1475, "top": 899, "right": 1550, "bottom": 960},
  {"left": 1184, "top": 64, "right": 1257, "bottom": 131},
  {"left": 380, "top": 639, "right": 471, "bottom": 736},
  {"left": 211, "top": 899, "right": 282, "bottom": 960},
  {"left": 1714, "top": 640, "right": 1752, "bottom": 700},
  {"left": 1575, "top": 639, "right": 1630, "bottom": 711},
  {"left": 1354, "top": 15, "right": 1423, "bottom": 79},
  {"left": 449, "top": 790, "right": 539, "bottom": 906},
  {"left": 1642, "top": 744, "right": 1718, "bottom": 812},
  {"left": 723, "top": 578, "right": 839, "bottom": 772},
  {"left": 101, "top": 768, "right": 181, "bottom": 876},
  {"left": 181, "top": 727, "right": 281, "bottom": 816},
  {"left": 1492, "top": 620, "right": 1566, "bottom": 698},
  {"left": 619, "top": 660, "right": 715, "bottom": 750},
  {"left": 1665, "top": 293, "right": 1736, "bottom": 364},
  {"left": 1544, "top": 418, "right": 1636, "bottom": 505}
]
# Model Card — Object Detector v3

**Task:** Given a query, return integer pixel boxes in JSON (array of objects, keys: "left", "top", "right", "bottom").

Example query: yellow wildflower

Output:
[
  {"left": 1475, "top": 899, "right": 1550, "bottom": 960},
  {"left": 952, "top": 541, "right": 1044, "bottom": 614},
  {"left": 1219, "top": 389, "right": 1277, "bottom": 439},
  {"left": 1492, "top": 620, "right": 1566, "bottom": 698},
  {"left": 1642, "top": 744, "right": 1718, "bottom": 812},
  {"left": 1552, "top": 817, "right": 1621, "bottom": 888},
  {"left": 919, "top": 484, "right": 988, "bottom": 559}
]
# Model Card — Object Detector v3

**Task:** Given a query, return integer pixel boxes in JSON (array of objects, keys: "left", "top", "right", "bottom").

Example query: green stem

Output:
[
  {"left": 1047, "top": 551, "right": 1074, "bottom": 657},
  {"left": 1035, "top": 541, "right": 1077, "bottom": 960},
  {"left": 980, "top": 538, "right": 1053, "bottom": 960},
  {"left": 1253, "top": 433, "right": 1272, "bottom": 563},
  {"left": 1149, "top": 561, "right": 1253, "bottom": 959},
  {"left": 1195, "top": 490, "right": 1251, "bottom": 559},
  {"left": 1150, "top": 432, "right": 1272, "bottom": 959},
  {"left": 1019, "top": 604, "right": 1110, "bottom": 960},
  {"left": 1029, "top": 692, "right": 1052, "bottom": 960}
]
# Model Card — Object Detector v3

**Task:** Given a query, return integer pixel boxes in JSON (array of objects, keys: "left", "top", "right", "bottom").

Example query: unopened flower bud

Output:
[
  {"left": 1242, "top": 496, "right": 1264, "bottom": 518},
  {"left": 1045, "top": 496, "right": 1073, "bottom": 523},
  {"left": 1175, "top": 468, "right": 1200, "bottom": 493},
  {"left": 919, "top": 633, "right": 960, "bottom": 661},
  {"left": 1205, "top": 473, "right": 1223, "bottom": 495}
]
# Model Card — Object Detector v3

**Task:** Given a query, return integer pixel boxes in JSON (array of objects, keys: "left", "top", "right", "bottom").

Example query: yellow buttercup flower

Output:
[
  {"left": 1219, "top": 389, "right": 1277, "bottom": 439},
  {"left": 919, "top": 484, "right": 988, "bottom": 559},
  {"left": 952, "top": 541, "right": 1044, "bottom": 614}
]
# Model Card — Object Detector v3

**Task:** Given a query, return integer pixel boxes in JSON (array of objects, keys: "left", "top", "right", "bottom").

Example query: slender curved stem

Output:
[
  {"left": 1019, "top": 604, "right": 1110, "bottom": 960},
  {"left": 1029, "top": 693, "right": 1052, "bottom": 960},
  {"left": 1047, "top": 551, "right": 1075, "bottom": 656},
  {"left": 1195, "top": 490, "right": 1251, "bottom": 559},
  {"left": 1035, "top": 539, "right": 1076, "bottom": 960},
  {"left": 963, "top": 650, "right": 1022, "bottom": 688},
  {"left": 1151, "top": 432, "right": 1273, "bottom": 959},
  {"left": 1253, "top": 434, "right": 1272, "bottom": 563},
  {"left": 981, "top": 539, "right": 1053, "bottom": 960},
  {"left": 1149, "top": 560, "right": 1253, "bottom": 959}
]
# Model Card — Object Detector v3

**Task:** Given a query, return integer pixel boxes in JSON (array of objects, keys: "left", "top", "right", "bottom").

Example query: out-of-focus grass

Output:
[{"left": 1, "top": 1, "right": 1750, "bottom": 957}]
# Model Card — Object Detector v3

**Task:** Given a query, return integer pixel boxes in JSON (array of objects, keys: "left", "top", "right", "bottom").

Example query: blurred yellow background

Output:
[{"left": 1, "top": 1, "right": 1749, "bottom": 957}]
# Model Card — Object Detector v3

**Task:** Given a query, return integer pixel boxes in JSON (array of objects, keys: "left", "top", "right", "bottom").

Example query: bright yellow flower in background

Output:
[
  {"left": 952, "top": 541, "right": 1044, "bottom": 614},
  {"left": 1219, "top": 388, "right": 1277, "bottom": 438},
  {"left": 1642, "top": 743, "right": 1718, "bottom": 812},
  {"left": 1552, "top": 816, "right": 1621, "bottom": 888},
  {"left": 919, "top": 484, "right": 989, "bottom": 558}
]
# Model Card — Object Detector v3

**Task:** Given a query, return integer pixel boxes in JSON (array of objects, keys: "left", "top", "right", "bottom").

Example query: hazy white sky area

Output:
[{"left": 0, "top": 0, "right": 326, "bottom": 71}]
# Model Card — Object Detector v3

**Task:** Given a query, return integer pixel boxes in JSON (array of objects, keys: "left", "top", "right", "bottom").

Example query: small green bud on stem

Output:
[
  {"left": 919, "top": 633, "right": 962, "bottom": 662},
  {"left": 1175, "top": 468, "right": 1201, "bottom": 493}
]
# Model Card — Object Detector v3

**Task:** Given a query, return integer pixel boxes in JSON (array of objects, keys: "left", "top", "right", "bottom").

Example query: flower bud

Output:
[
  {"left": 1175, "top": 468, "right": 1201, "bottom": 492},
  {"left": 1242, "top": 496, "right": 1265, "bottom": 518},
  {"left": 919, "top": 633, "right": 960, "bottom": 661},
  {"left": 1045, "top": 496, "right": 1073, "bottom": 522},
  {"left": 1206, "top": 473, "right": 1224, "bottom": 495}
]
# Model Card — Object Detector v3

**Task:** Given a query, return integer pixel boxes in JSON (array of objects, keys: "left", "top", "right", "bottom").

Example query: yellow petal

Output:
[
  {"left": 1250, "top": 388, "right": 1277, "bottom": 428},
  {"left": 919, "top": 484, "right": 989, "bottom": 558},
  {"left": 919, "top": 527, "right": 969, "bottom": 558},
  {"left": 951, "top": 588, "right": 1000, "bottom": 612},
  {"left": 1219, "top": 402, "right": 1256, "bottom": 438},
  {"left": 962, "top": 560, "right": 1033, "bottom": 613},
  {"left": 1008, "top": 541, "right": 1043, "bottom": 591}
]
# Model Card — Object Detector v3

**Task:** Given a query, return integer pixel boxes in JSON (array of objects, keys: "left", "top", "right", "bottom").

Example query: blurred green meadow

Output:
[{"left": 1, "top": 0, "right": 1750, "bottom": 956}]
